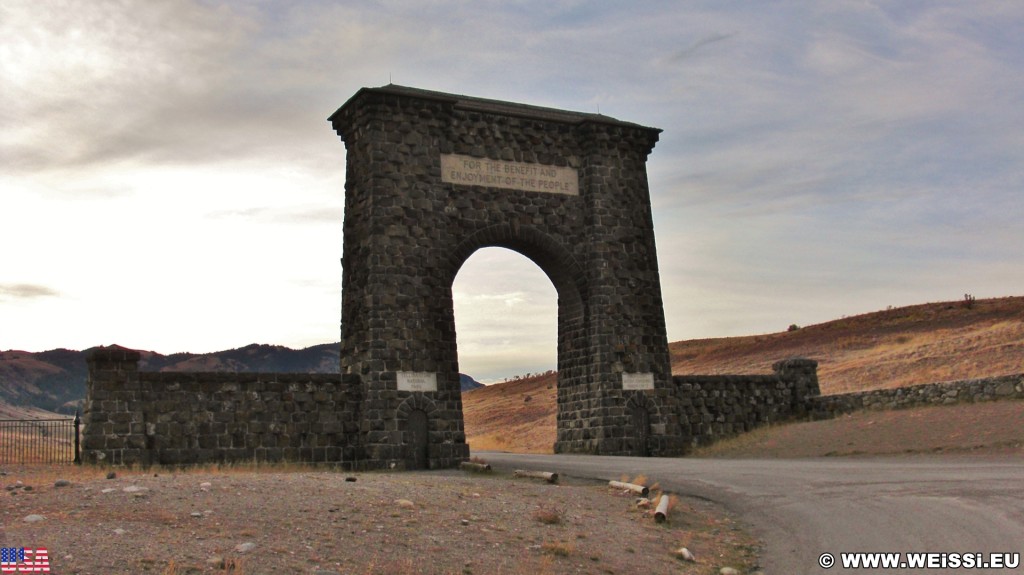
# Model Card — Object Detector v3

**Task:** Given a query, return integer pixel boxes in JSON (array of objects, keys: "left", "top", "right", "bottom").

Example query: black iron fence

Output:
[{"left": 0, "top": 413, "right": 81, "bottom": 464}]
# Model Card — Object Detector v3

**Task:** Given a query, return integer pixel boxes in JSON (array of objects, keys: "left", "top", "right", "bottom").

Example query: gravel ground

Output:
[{"left": 1, "top": 465, "right": 759, "bottom": 575}]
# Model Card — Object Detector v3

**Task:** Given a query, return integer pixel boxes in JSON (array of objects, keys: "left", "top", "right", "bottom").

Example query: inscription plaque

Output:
[
  {"left": 441, "top": 154, "right": 578, "bottom": 195},
  {"left": 621, "top": 372, "right": 655, "bottom": 391},
  {"left": 397, "top": 372, "right": 438, "bottom": 392}
]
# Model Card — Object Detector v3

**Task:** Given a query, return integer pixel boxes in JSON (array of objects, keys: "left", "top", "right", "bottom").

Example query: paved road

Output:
[{"left": 478, "top": 452, "right": 1024, "bottom": 574}]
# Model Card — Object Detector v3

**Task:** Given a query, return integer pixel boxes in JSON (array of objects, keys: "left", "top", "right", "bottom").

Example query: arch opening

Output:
[
  {"left": 452, "top": 247, "right": 557, "bottom": 384},
  {"left": 454, "top": 247, "right": 560, "bottom": 454}
]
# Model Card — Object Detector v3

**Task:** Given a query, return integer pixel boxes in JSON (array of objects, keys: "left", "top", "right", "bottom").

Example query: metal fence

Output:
[{"left": 0, "top": 413, "right": 80, "bottom": 464}]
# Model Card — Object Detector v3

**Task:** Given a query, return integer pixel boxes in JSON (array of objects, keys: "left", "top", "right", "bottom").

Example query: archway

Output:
[
  {"left": 453, "top": 247, "right": 558, "bottom": 453},
  {"left": 330, "top": 84, "right": 685, "bottom": 469}
]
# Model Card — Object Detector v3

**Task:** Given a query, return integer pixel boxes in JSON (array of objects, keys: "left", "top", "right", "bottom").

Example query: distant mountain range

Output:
[{"left": 0, "top": 343, "right": 483, "bottom": 415}]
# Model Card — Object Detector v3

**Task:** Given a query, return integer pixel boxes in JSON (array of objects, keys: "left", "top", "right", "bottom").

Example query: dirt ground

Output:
[
  {"left": 692, "top": 400, "right": 1024, "bottom": 458},
  {"left": 1, "top": 465, "right": 759, "bottom": 575}
]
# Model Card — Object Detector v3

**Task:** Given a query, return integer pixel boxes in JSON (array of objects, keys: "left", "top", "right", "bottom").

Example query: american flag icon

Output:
[{"left": 0, "top": 548, "right": 50, "bottom": 573}]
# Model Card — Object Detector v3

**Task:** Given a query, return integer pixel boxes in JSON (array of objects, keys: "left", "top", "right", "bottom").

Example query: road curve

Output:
[{"left": 478, "top": 452, "right": 1024, "bottom": 574}]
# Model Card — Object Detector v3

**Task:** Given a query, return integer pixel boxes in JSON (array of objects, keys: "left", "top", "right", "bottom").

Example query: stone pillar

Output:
[
  {"left": 560, "top": 120, "right": 683, "bottom": 457},
  {"left": 772, "top": 358, "right": 820, "bottom": 417},
  {"left": 83, "top": 346, "right": 148, "bottom": 465},
  {"left": 329, "top": 88, "right": 469, "bottom": 470}
]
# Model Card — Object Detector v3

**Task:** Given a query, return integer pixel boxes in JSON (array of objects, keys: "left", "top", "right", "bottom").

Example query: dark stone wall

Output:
[
  {"left": 674, "top": 358, "right": 820, "bottom": 446},
  {"left": 82, "top": 347, "right": 362, "bottom": 468},
  {"left": 811, "top": 374, "right": 1024, "bottom": 416}
]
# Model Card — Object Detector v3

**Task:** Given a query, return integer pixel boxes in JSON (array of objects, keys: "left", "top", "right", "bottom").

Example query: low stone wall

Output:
[
  {"left": 90, "top": 346, "right": 1022, "bottom": 465},
  {"left": 82, "top": 347, "right": 362, "bottom": 467},
  {"left": 673, "top": 358, "right": 820, "bottom": 447},
  {"left": 811, "top": 374, "right": 1024, "bottom": 417}
]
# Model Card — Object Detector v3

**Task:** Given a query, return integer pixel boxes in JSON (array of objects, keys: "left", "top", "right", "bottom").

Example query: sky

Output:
[{"left": 3, "top": 1, "right": 1022, "bottom": 383}]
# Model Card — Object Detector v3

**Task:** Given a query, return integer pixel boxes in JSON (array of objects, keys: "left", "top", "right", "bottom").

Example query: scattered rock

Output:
[
  {"left": 395, "top": 499, "right": 415, "bottom": 509},
  {"left": 235, "top": 542, "right": 257, "bottom": 553},
  {"left": 122, "top": 485, "right": 148, "bottom": 493},
  {"left": 23, "top": 514, "right": 45, "bottom": 523},
  {"left": 106, "top": 471, "right": 117, "bottom": 480},
  {"left": 54, "top": 479, "right": 71, "bottom": 488},
  {"left": 114, "top": 528, "right": 127, "bottom": 535},
  {"left": 719, "top": 568, "right": 740, "bottom": 575},
  {"left": 674, "top": 547, "right": 696, "bottom": 562},
  {"left": 206, "top": 556, "right": 225, "bottom": 569},
  {"left": 101, "top": 488, "right": 116, "bottom": 494},
  {"left": 191, "top": 512, "right": 204, "bottom": 518},
  {"left": 22, "top": 485, "right": 33, "bottom": 492},
  {"left": 636, "top": 497, "right": 652, "bottom": 509},
  {"left": 345, "top": 477, "right": 357, "bottom": 482},
  {"left": 199, "top": 482, "right": 212, "bottom": 491},
  {"left": 460, "top": 519, "right": 470, "bottom": 526}
]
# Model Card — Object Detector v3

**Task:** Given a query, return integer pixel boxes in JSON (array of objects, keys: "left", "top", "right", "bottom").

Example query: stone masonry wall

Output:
[
  {"left": 810, "top": 374, "right": 1024, "bottom": 417},
  {"left": 674, "top": 358, "right": 820, "bottom": 447},
  {"left": 82, "top": 347, "right": 362, "bottom": 468},
  {"left": 86, "top": 346, "right": 1020, "bottom": 465}
]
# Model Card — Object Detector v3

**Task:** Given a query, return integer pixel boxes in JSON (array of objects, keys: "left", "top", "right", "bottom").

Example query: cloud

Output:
[
  {"left": 0, "top": 284, "right": 60, "bottom": 300},
  {"left": 668, "top": 32, "right": 738, "bottom": 62}
]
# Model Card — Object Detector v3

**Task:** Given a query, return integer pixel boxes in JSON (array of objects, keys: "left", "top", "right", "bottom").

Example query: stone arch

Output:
[
  {"left": 446, "top": 223, "right": 586, "bottom": 315},
  {"left": 329, "top": 84, "right": 686, "bottom": 468},
  {"left": 396, "top": 394, "right": 439, "bottom": 419},
  {"left": 624, "top": 391, "right": 660, "bottom": 415}
]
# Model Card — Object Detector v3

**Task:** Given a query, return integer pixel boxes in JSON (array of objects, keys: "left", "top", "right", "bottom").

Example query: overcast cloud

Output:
[{"left": 3, "top": 1, "right": 1022, "bottom": 382}]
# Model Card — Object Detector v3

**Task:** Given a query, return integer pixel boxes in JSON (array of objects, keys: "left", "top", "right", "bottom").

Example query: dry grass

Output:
[
  {"left": 540, "top": 540, "right": 574, "bottom": 557},
  {"left": 532, "top": 506, "right": 562, "bottom": 525},
  {"left": 463, "top": 371, "right": 557, "bottom": 454}
]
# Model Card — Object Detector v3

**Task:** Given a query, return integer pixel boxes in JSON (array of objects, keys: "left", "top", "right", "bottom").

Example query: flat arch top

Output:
[{"left": 329, "top": 84, "right": 662, "bottom": 133}]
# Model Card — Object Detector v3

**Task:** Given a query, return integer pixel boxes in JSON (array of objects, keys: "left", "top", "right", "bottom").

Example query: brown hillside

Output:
[
  {"left": 464, "top": 296, "right": 1024, "bottom": 454},
  {"left": 462, "top": 371, "right": 557, "bottom": 453},
  {"left": 669, "top": 296, "right": 1024, "bottom": 394}
]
